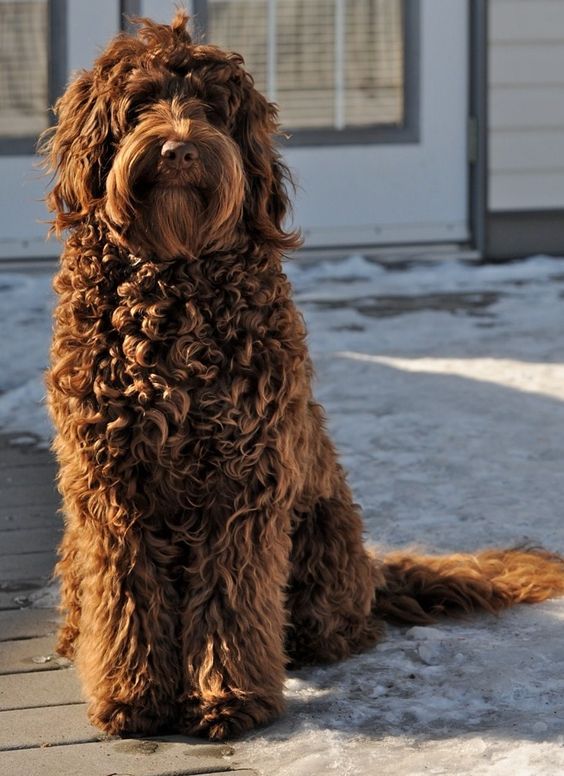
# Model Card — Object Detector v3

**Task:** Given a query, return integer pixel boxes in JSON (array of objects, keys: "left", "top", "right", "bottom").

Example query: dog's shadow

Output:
[
  {"left": 236, "top": 600, "right": 564, "bottom": 755},
  {"left": 285, "top": 605, "right": 564, "bottom": 742},
  {"left": 137, "top": 600, "right": 564, "bottom": 756}
]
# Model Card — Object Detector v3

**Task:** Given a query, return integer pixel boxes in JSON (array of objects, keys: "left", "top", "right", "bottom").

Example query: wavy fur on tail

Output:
[{"left": 376, "top": 547, "right": 564, "bottom": 625}]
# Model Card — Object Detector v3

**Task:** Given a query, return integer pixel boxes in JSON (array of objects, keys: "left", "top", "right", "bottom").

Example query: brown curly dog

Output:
[{"left": 41, "top": 13, "right": 564, "bottom": 741}]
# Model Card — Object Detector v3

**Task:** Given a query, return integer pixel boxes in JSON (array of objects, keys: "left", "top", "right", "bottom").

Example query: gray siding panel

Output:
[{"left": 489, "top": 0, "right": 564, "bottom": 211}]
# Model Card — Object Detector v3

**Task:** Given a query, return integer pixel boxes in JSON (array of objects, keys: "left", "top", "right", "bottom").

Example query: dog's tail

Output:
[{"left": 375, "top": 546, "right": 564, "bottom": 625}]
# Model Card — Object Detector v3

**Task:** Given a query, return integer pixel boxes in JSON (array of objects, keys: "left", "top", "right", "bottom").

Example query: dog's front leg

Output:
[
  {"left": 179, "top": 507, "right": 292, "bottom": 741},
  {"left": 74, "top": 515, "right": 181, "bottom": 736}
]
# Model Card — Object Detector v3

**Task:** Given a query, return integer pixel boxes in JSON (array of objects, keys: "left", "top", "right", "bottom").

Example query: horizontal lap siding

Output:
[{"left": 489, "top": 0, "right": 564, "bottom": 210}]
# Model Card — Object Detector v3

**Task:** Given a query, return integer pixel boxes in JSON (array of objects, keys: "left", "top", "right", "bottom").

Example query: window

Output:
[
  {"left": 0, "top": 0, "right": 66, "bottom": 154},
  {"left": 203, "top": 0, "right": 417, "bottom": 144}
]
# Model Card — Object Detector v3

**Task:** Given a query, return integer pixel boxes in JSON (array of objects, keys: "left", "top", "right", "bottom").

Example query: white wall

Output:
[{"left": 489, "top": 0, "right": 564, "bottom": 211}]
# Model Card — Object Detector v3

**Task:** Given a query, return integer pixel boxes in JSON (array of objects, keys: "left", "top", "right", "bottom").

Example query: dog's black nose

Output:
[{"left": 161, "top": 140, "right": 199, "bottom": 168}]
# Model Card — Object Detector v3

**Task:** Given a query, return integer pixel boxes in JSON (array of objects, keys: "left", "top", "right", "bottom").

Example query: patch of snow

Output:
[
  {"left": 22, "top": 580, "right": 60, "bottom": 609},
  {"left": 0, "top": 377, "right": 51, "bottom": 442},
  {"left": 8, "top": 434, "right": 38, "bottom": 446},
  {"left": 0, "top": 270, "right": 54, "bottom": 443}
]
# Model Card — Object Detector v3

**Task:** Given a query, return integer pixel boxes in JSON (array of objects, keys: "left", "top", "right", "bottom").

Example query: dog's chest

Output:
[{"left": 94, "top": 264, "right": 296, "bottom": 448}]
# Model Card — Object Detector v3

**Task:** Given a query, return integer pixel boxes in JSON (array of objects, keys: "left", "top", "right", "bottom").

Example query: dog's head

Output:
[{"left": 42, "top": 12, "right": 300, "bottom": 259}]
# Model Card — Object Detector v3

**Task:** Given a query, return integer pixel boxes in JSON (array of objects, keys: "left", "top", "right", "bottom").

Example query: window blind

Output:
[
  {"left": 0, "top": 0, "right": 48, "bottom": 138},
  {"left": 207, "top": 0, "right": 405, "bottom": 132}
]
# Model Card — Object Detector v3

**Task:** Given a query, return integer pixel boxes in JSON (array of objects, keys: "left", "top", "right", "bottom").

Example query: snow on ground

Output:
[
  {"left": 0, "top": 271, "right": 54, "bottom": 445},
  {"left": 2, "top": 255, "right": 564, "bottom": 774}
]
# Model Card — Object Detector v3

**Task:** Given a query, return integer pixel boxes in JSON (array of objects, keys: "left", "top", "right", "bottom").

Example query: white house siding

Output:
[{"left": 489, "top": 0, "right": 564, "bottom": 211}]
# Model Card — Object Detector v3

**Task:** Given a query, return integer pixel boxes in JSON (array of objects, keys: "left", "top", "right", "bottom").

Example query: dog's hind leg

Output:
[
  {"left": 178, "top": 503, "right": 292, "bottom": 741},
  {"left": 285, "top": 407, "right": 385, "bottom": 666},
  {"left": 286, "top": 471, "right": 385, "bottom": 667}
]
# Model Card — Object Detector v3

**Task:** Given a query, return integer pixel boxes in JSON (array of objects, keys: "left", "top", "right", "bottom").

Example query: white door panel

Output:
[
  {"left": 285, "top": 0, "right": 470, "bottom": 247},
  {"left": 68, "top": 0, "right": 120, "bottom": 73},
  {"left": 0, "top": 157, "right": 56, "bottom": 259}
]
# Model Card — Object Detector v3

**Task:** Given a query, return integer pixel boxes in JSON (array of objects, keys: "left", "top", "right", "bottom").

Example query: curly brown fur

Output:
[{"left": 42, "top": 12, "right": 564, "bottom": 740}]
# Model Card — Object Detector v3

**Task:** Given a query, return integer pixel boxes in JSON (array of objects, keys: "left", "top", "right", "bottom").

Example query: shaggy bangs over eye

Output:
[{"left": 119, "top": 72, "right": 168, "bottom": 127}]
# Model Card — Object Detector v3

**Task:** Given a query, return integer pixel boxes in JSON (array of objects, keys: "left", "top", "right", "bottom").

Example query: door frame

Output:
[{"left": 468, "top": 0, "right": 488, "bottom": 255}]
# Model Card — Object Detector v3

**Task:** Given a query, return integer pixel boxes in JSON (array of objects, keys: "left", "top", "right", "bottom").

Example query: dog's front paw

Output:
[
  {"left": 88, "top": 698, "right": 170, "bottom": 736},
  {"left": 180, "top": 694, "right": 283, "bottom": 740}
]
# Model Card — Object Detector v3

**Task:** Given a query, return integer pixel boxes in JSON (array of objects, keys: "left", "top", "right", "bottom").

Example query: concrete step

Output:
[
  {"left": 0, "top": 462, "right": 57, "bottom": 485},
  {"left": 0, "top": 580, "right": 49, "bottom": 610},
  {"left": 0, "top": 702, "right": 98, "bottom": 750},
  {"left": 0, "top": 487, "right": 59, "bottom": 511},
  {"left": 0, "top": 437, "right": 52, "bottom": 468},
  {"left": 0, "top": 594, "right": 23, "bottom": 610},
  {"left": 0, "top": 665, "right": 81, "bottom": 710},
  {"left": 0, "top": 506, "right": 59, "bottom": 531}
]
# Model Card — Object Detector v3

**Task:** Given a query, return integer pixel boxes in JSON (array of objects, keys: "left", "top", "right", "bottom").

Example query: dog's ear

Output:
[
  {"left": 40, "top": 71, "right": 114, "bottom": 235},
  {"left": 229, "top": 69, "right": 302, "bottom": 253}
]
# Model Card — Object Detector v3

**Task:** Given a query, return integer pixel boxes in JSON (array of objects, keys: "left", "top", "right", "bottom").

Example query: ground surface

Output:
[{"left": 1, "top": 254, "right": 564, "bottom": 775}]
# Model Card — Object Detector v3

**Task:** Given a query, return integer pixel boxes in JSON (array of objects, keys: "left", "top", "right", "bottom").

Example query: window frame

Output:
[
  {"left": 121, "top": 0, "right": 141, "bottom": 31},
  {"left": 0, "top": 0, "right": 67, "bottom": 156},
  {"left": 3, "top": 1, "right": 419, "bottom": 154},
  {"left": 198, "top": 0, "right": 420, "bottom": 147}
]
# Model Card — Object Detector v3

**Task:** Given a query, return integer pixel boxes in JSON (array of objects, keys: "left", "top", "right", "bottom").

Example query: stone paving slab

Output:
[
  {"left": 0, "top": 527, "right": 60, "bottom": 556},
  {"left": 0, "top": 740, "right": 253, "bottom": 776},
  {"left": 0, "top": 636, "right": 65, "bottom": 674},
  {"left": 0, "top": 595, "right": 22, "bottom": 610},
  {"left": 0, "top": 608, "right": 59, "bottom": 641},
  {"left": 0, "top": 445, "right": 55, "bottom": 465},
  {"left": 0, "top": 469, "right": 58, "bottom": 491},
  {"left": 0, "top": 702, "right": 98, "bottom": 750},
  {"left": 0, "top": 551, "right": 56, "bottom": 582},
  {"left": 0, "top": 665, "right": 82, "bottom": 710},
  {"left": 0, "top": 450, "right": 58, "bottom": 504},
  {"left": 0, "top": 439, "right": 51, "bottom": 467}
]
